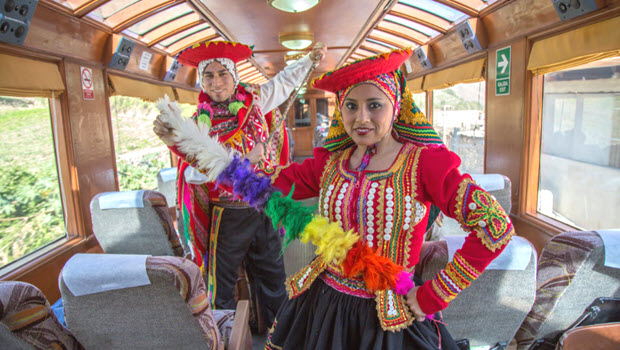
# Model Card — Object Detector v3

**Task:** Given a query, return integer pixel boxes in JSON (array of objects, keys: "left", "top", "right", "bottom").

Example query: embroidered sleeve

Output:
[
  {"left": 263, "top": 147, "right": 331, "bottom": 200},
  {"left": 415, "top": 146, "right": 515, "bottom": 314}
]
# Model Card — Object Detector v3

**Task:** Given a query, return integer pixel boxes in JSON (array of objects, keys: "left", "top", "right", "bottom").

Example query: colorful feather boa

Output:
[{"left": 157, "top": 97, "right": 414, "bottom": 295}]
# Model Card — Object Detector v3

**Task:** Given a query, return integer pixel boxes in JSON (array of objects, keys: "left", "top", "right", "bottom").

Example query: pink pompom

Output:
[
  {"left": 394, "top": 271, "right": 414, "bottom": 295},
  {"left": 234, "top": 92, "right": 245, "bottom": 102}
]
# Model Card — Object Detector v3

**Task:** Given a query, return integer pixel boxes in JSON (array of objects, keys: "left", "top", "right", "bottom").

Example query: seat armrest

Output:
[{"left": 228, "top": 300, "right": 251, "bottom": 350}]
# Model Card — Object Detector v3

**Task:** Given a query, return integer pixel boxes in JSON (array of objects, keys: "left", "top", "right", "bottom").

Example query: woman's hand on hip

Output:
[{"left": 405, "top": 286, "right": 427, "bottom": 322}]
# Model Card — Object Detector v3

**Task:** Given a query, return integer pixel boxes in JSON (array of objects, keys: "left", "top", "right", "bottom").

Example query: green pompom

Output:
[
  {"left": 197, "top": 114, "right": 212, "bottom": 128},
  {"left": 228, "top": 101, "right": 245, "bottom": 115}
]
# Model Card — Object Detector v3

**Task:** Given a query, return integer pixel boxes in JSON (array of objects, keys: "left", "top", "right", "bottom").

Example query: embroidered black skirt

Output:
[{"left": 265, "top": 278, "right": 458, "bottom": 350}]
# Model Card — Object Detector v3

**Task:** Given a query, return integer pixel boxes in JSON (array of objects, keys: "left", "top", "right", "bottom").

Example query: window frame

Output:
[
  {"left": 519, "top": 72, "right": 583, "bottom": 234},
  {"left": 0, "top": 57, "right": 90, "bottom": 279}
]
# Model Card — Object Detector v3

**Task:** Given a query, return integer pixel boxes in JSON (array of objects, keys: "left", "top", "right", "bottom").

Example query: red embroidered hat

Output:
[
  {"left": 312, "top": 48, "right": 413, "bottom": 93},
  {"left": 177, "top": 41, "right": 253, "bottom": 67}
]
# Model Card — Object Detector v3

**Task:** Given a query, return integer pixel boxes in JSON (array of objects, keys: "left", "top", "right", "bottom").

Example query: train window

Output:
[
  {"left": 0, "top": 96, "right": 66, "bottom": 267},
  {"left": 536, "top": 57, "right": 620, "bottom": 229},
  {"left": 398, "top": 0, "right": 465, "bottom": 22},
  {"left": 126, "top": 3, "right": 194, "bottom": 36},
  {"left": 432, "top": 81, "right": 485, "bottom": 174},
  {"left": 109, "top": 96, "right": 186, "bottom": 191}
]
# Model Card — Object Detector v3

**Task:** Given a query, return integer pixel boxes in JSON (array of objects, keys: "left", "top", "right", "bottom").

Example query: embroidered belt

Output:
[
  {"left": 287, "top": 258, "right": 415, "bottom": 332},
  {"left": 319, "top": 267, "right": 375, "bottom": 299},
  {"left": 209, "top": 199, "right": 250, "bottom": 208}
]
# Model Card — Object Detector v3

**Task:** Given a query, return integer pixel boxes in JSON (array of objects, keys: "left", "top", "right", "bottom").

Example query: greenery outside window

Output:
[
  {"left": 0, "top": 96, "right": 66, "bottom": 267},
  {"left": 432, "top": 81, "right": 485, "bottom": 174},
  {"left": 110, "top": 96, "right": 189, "bottom": 191},
  {"left": 537, "top": 58, "right": 620, "bottom": 229}
]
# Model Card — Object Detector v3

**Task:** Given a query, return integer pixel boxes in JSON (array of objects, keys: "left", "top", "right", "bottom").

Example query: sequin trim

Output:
[{"left": 286, "top": 257, "right": 327, "bottom": 299}]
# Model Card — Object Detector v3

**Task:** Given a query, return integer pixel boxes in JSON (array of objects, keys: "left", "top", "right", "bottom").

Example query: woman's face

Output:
[{"left": 341, "top": 84, "right": 394, "bottom": 147}]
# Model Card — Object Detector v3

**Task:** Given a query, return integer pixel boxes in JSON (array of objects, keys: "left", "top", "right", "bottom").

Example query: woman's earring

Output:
[{"left": 392, "top": 127, "right": 401, "bottom": 141}]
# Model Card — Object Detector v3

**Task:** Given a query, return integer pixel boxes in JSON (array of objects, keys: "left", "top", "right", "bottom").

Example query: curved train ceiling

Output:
[{"left": 45, "top": 0, "right": 499, "bottom": 85}]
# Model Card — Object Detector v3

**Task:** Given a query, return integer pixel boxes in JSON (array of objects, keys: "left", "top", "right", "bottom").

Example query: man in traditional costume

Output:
[{"left": 155, "top": 40, "right": 327, "bottom": 329}]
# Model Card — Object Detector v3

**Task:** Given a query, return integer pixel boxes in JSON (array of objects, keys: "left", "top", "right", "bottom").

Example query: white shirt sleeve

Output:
[{"left": 258, "top": 54, "right": 314, "bottom": 113}]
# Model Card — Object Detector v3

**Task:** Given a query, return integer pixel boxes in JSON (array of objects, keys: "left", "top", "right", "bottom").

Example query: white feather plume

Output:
[{"left": 156, "top": 95, "right": 233, "bottom": 181}]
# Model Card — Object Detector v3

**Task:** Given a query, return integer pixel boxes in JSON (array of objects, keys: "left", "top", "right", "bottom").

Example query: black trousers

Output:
[{"left": 210, "top": 205, "right": 287, "bottom": 327}]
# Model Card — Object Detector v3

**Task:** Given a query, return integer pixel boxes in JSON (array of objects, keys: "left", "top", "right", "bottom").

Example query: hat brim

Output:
[
  {"left": 178, "top": 41, "right": 253, "bottom": 67},
  {"left": 311, "top": 48, "right": 413, "bottom": 93}
]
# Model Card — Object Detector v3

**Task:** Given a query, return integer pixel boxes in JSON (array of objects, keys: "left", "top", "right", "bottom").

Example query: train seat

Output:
[
  {"left": 59, "top": 254, "right": 251, "bottom": 350},
  {"left": 90, "top": 190, "right": 185, "bottom": 257},
  {"left": 157, "top": 167, "right": 190, "bottom": 253},
  {"left": 0, "top": 281, "right": 82, "bottom": 349},
  {"left": 416, "top": 235, "right": 537, "bottom": 348},
  {"left": 156, "top": 167, "right": 178, "bottom": 209},
  {"left": 436, "top": 174, "right": 512, "bottom": 239},
  {"left": 514, "top": 230, "right": 620, "bottom": 350}
]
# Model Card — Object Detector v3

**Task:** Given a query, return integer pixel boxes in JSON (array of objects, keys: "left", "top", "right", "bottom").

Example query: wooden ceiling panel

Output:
[
  {"left": 73, "top": 0, "right": 108, "bottom": 18},
  {"left": 198, "top": 0, "right": 383, "bottom": 76}
]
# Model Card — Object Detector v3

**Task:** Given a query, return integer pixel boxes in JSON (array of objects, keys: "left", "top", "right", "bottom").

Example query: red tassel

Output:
[{"left": 342, "top": 242, "right": 404, "bottom": 292}]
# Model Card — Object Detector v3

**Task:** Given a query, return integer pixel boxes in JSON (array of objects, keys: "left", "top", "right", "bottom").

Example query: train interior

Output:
[{"left": 0, "top": 0, "right": 619, "bottom": 349}]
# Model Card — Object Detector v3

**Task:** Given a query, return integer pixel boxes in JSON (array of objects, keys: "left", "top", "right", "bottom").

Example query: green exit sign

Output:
[{"left": 496, "top": 46, "right": 511, "bottom": 96}]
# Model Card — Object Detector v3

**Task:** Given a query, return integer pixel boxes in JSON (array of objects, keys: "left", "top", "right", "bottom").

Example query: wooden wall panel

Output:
[
  {"left": 485, "top": 39, "right": 526, "bottom": 215},
  {"left": 291, "top": 127, "right": 314, "bottom": 157},
  {"left": 64, "top": 61, "right": 118, "bottom": 235},
  {"left": 431, "top": 32, "right": 469, "bottom": 67},
  {"left": 483, "top": 0, "right": 559, "bottom": 46},
  {"left": 25, "top": 5, "right": 108, "bottom": 64}
]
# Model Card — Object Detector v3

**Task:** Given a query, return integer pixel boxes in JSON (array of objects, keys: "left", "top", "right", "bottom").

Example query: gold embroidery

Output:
[
  {"left": 270, "top": 162, "right": 294, "bottom": 186},
  {"left": 374, "top": 290, "right": 414, "bottom": 332},
  {"left": 285, "top": 257, "right": 327, "bottom": 299}
]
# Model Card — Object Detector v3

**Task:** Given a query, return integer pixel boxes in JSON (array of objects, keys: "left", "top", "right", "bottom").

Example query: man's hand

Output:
[
  {"left": 153, "top": 115, "right": 176, "bottom": 147},
  {"left": 243, "top": 143, "right": 267, "bottom": 165},
  {"left": 405, "top": 286, "right": 427, "bottom": 322},
  {"left": 310, "top": 42, "right": 328, "bottom": 62}
]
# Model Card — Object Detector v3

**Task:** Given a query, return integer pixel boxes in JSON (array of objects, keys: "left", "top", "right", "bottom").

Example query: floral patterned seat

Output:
[
  {"left": 514, "top": 231, "right": 620, "bottom": 350},
  {"left": 0, "top": 281, "right": 82, "bottom": 350}
]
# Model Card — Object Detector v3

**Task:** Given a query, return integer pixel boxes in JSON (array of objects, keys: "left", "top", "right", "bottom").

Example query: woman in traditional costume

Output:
[{"left": 251, "top": 48, "right": 515, "bottom": 349}]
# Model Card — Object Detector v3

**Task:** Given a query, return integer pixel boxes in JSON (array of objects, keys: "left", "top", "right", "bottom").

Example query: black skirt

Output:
[{"left": 265, "top": 278, "right": 458, "bottom": 350}]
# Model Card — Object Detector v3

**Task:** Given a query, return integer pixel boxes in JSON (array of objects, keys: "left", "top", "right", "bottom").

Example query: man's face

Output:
[{"left": 201, "top": 61, "right": 235, "bottom": 102}]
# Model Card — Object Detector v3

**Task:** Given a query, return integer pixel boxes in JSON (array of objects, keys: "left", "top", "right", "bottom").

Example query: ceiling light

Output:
[
  {"left": 268, "top": 0, "right": 320, "bottom": 13},
  {"left": 279, "top": 33, "right": 314, "bottom": 50}
]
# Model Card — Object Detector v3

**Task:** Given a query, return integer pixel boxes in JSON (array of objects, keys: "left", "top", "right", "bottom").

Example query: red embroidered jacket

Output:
[{"left": 268, "top": 143, "right": 515, "bottom": 321}]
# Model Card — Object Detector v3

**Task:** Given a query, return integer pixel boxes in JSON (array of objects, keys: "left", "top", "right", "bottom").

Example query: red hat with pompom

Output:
[
  {"left": 177, "top": 41, "right": 253, "bottom": 67},
  {"left": 312, "top": 48, "right": 413, "bottom": 93}
]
